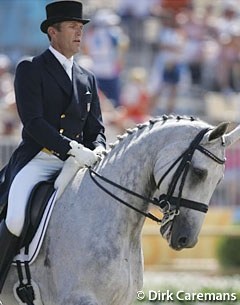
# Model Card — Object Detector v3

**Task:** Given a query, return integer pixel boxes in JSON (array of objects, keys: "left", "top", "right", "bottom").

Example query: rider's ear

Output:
[{"left": 208, "top": 122, "right": 229, "bottom": 142}]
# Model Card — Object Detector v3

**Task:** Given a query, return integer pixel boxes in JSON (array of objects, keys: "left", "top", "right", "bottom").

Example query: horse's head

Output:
[{"left": 153, "top": 121, "right": 240, "bottom": 251}]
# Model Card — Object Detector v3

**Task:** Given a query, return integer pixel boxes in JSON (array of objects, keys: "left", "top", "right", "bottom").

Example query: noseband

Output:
[{"left": 88, "top": 128, "right": 225, "bottom": 224}]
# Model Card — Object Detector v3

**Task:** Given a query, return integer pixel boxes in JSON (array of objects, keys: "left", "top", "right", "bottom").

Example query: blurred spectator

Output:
[
  {"left": 159, "top": 0, "right": 192, "bottom": 15},
  {"left": 92, "top": 67, "right": 151, "bottom": 133},
  {"left": 202, "top": 4, "right": 219, "bottom": 38},
  {"left": 213, "top": 2, "right": 240, "bottom": 93},
  {"left": 178, "top": 5, "right": 206, "bottom": 89},
  {"left": 117, "top": 0, "right": 156, "bottom": 51},
  {"left": 0, "top": 54, "right": 13, "bottom": 103},
  {"left": 0, "top": 101, "right": 20, "bottom": 137},
  {"left": 83, "top": 9, "right": 129, "bottom": 107},
  {"left": 119, "top": 67, "right": 150, "bottom": 124},
  {"left": 148, "top": 11, "right": 185, "bottom": 114},
  {"left": 76, "top": 54, "right": 132, "bottom": 133},
  {"left": 0, "top": 54, "right": 20, "bottom": 137}
]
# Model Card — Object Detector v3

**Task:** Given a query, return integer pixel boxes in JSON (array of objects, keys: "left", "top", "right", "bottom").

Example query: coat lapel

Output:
[
  {"left": 42, "top": 50, "right": 72, "bottom": 96},
  {"left": 72, "top": 62, "right": 88, "bottom": 104},
  {"left": 69, "top": 63, "right": 89, "bottom": 116},
  {"left": 64, "top": 62, "right": 88, "bottom": 117}
]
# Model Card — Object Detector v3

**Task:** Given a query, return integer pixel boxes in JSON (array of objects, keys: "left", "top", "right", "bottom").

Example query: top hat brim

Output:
[{"left": 41, "top": 17, "right": 90, "bottom": 33}]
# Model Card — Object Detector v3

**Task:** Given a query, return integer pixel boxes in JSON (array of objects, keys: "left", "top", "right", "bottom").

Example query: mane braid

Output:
[
  {"left": 94, "top": 114, "right": 200, "bottom": 168},
  {"left": 149, "top": 114, "right": 198, "bottom": 125},
  {"left": 107, "top": 115, "right": 199, "bottom": 153},
  {"left": 108, "top": 122, "right": 150, "bottom": 153}
]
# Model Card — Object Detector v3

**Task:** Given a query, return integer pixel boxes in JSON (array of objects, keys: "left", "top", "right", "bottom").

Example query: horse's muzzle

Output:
[
  {"left": 160, "top": 215, "right": 199, "bottom": 250},
  {"left": 170, "top": 234, "right": 198, "bottom": 251}
]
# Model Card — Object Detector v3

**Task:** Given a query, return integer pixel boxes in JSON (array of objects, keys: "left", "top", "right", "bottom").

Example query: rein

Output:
[
  {"left": 89, "top": 167, "right": 162, "bottom": 223},
  {"left": 88, "top": 128, "right": 226, "bottom": 225}
]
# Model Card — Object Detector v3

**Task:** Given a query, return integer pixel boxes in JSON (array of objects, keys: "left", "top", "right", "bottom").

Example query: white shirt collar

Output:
[{"left": 49, "top": 45, "right": 73, "bottom": 68}]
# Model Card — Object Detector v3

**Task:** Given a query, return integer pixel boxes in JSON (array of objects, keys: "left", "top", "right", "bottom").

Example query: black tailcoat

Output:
[{"left": 0, "top": 49, "right": 106, "bottom": 209}]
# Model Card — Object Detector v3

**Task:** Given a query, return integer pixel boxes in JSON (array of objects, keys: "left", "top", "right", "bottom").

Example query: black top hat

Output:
[{"left": 41, "top": 1, "right": 90, "bottom": 33}]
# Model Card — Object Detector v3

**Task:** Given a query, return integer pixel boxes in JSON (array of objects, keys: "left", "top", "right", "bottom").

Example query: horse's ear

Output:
[
  {"left": 208, "top": 122, "right": 229, "bottom": 141},
  {"left": 225, "top": 124, "right": 240, "bottom": 147}
]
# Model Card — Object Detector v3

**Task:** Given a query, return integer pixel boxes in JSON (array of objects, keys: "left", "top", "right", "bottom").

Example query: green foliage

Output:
[{"left": 217, "top": 235, "right": 240, "bottom": 268}]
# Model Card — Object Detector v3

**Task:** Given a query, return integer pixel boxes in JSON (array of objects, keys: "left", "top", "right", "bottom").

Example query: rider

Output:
[{"left": 0, "top": 0, "right": 106, "bottom": 292}]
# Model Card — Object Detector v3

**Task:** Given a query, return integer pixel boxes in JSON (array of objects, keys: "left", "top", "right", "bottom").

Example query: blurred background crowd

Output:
[
  {"left": 1, "top": 0, "right": 240, "bottom": 273},
  {"left": 2, "top": 0, "right": 240, "bottom": 138}
]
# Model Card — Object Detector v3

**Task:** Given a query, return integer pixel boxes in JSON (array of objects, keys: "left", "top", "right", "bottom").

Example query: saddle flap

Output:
[{"left": 19, "top": 181, "right": 55, "bottom": 249}]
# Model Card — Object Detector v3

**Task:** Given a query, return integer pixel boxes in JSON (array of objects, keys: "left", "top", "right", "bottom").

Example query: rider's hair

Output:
[{"left": 47, "top": 22, "right": 62, "bottom": 41}]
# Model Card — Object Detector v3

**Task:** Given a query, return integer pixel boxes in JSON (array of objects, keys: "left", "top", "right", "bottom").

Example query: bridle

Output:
[{"left": 88, "top": 128, "right": 226, "bottom": 225}]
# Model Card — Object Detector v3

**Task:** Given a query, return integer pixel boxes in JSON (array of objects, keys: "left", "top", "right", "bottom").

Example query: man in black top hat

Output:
[{"left": 0, "top": 0, "right": 106, "bottom": 292}]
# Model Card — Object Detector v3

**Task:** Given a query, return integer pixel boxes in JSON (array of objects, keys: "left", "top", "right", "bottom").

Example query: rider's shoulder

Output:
[{"left": 15, "top": 56, "right": 39, "bottom": 75}]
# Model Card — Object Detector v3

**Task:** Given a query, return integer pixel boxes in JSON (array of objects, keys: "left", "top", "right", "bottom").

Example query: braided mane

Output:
[{"left": 106, "top": 115, "right": 199, "bottom": 151}]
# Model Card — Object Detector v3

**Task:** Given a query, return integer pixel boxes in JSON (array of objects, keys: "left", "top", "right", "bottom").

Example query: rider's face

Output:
[{"left": 49, "top": 21, "right": 84, "bottom": 58}]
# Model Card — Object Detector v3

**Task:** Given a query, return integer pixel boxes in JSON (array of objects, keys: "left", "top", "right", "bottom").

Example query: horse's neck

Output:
[
  {"left": 103, "top": 132, "right": 155, "bottom": 192},
  {"left": 96, "top": 131, "right": 157, "bottom": 232}
]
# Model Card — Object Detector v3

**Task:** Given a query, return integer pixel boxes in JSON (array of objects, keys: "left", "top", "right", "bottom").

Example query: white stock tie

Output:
[{"left": 63, "top": 60, "right": 72, "bottom": 81}]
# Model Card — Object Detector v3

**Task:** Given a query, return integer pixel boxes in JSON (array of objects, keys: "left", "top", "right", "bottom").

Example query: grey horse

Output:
[{"left": 2, "top": 116, "right": 240, "bottom": 305}]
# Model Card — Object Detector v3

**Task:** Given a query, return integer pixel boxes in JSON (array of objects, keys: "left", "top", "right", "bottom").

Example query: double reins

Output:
[
  {"left": 88, "top": 166, "right": 162, "bottom": 223},
  {"left": 88, "top": 128, "right": 225, "bottom": 224}
]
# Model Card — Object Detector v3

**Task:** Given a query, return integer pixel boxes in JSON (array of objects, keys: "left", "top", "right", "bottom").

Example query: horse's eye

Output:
[{"left": 190, "top": 167, "right": 208, "bottom": 183}]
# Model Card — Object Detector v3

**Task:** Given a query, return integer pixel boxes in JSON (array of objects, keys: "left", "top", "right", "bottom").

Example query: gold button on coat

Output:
[
  {"left": 59, "top": 128, "right": 64, "bottom": 134},
  {"left": 61, "top": 114, "right": 66, "bottom": 119}
]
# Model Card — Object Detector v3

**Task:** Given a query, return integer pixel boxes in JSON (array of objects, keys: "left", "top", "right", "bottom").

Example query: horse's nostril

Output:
[{"left": 178, "top": 236, "right": 188, "bottom": 247}]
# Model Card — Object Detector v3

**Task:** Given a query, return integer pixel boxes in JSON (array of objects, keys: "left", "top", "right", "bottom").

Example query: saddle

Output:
[
  {"left": 19, "top": 180, "right": 55, "bottom": 250},
  {"left": 0, "top": 180, "right": 56, "bottom": 254},
  {"left": 4, "top": 180, "right": 57, "bottom": 305}
]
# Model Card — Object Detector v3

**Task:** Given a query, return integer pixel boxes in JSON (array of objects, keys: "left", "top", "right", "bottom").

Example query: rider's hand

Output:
[
  {"left": 94, "top": 146, "right": 106, "bottom": 159},
  {"left": 68, "top": 141, "right": 98, "bottom": 167}
]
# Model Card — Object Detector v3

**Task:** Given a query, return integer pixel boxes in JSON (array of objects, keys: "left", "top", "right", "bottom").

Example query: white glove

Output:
[
  {"left": 54, "top": 156, "right": 81, "bottom": 199},
  {"left": 94, "top": 146, "right": 106, "bottom": 159},
  {"left": 68, "top": 141, "right": 98, "bottom": 167}
]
